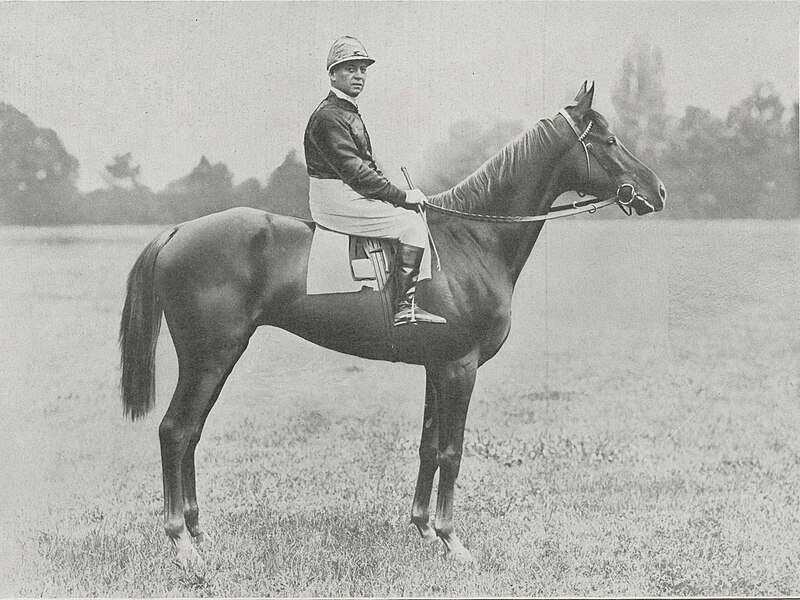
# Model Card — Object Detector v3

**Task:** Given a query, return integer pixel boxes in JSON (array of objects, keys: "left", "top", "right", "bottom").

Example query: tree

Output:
[
  {"left": 611, "top": 37, "right": 669, "bottom": 161},
  {"left": 261, "top": 150, "right": 310, "bottom": 218},
  {"left": 104, "top": 152, "right": 141, "bottom": 188},
  {"left": 0, "top": 102, "right": 83, "bottom": 224},
  {"left": 661, "top": 106, "right": 728, "bottom": 218},
  {"left": 162, "top": 155, "right": 237, "bottom": 220},
  {"left": 720, "top": 83, "right": 797, "bottom": 218},
  {"left": 82, "top": 185, "right": 161, "bottom": 224}
]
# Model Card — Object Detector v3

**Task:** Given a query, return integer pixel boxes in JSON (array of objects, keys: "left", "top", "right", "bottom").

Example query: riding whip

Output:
[{"left": 401, "top": 167, "right": 441, "bottom": 271}]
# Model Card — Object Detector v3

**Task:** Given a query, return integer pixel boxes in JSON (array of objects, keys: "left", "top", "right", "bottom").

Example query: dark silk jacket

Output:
[{"left": 304, "top": 92, "right": 407, "bottom": 206}]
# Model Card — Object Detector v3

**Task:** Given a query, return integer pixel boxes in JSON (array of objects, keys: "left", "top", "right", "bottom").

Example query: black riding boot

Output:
[{"left": 393, "top": 243, "right": 446, "bottom": 326}]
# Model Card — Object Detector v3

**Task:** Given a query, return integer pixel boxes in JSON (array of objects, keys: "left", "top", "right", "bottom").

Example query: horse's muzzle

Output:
[{"left": 619, "top": 181, "right": 666, "bottom": 215}]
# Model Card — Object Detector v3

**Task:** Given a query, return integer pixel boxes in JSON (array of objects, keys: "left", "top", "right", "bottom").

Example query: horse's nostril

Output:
[{"left": 659, "top": 184, "right": 666, "bottom": 201}]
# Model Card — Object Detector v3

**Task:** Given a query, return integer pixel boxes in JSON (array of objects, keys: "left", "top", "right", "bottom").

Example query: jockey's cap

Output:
[{"left": 326, "top": 36, "right": 375, "bottom": 72}]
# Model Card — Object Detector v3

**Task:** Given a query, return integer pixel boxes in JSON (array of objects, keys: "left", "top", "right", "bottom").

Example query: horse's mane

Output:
[{"left": 429, "top": 117, "right": 570, "bottom": 214}]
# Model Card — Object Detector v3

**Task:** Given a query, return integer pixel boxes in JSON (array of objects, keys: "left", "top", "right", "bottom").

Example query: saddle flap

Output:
[{"left": 307, "top": 226, "right": 395, "bottom": 295}]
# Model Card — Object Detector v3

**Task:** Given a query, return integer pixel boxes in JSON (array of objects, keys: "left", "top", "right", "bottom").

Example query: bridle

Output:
[
  {"left": 422, "top": 107, "right": 651, "bottom": 222},
  {"left": 557, "top": 107, "right": 655, "bottom": 217}
]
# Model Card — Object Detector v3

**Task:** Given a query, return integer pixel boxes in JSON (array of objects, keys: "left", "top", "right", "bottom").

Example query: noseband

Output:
[{"left": 558, "top": 108, "right": 655, "bottom": 216}]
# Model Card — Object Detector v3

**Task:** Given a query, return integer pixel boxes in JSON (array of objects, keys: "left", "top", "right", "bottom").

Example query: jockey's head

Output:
[{"left": 327, "top": 36, "right": 375, "bottom": 98}]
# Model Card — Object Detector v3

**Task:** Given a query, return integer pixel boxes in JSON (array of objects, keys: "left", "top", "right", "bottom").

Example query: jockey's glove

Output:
[{"left": 404, "top": 188, "right": 428, "bottom": 207}]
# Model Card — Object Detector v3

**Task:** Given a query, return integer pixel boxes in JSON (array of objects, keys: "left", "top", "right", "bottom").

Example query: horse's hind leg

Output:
[
  {"left": 159, "top": 338, "right": 248, "bottom": 567},
  {"left": 181, "top": 359, "right": 242, "bottom": 543},
  {"left": 411, "top": 372, "right": 440, "bottom": 543}
]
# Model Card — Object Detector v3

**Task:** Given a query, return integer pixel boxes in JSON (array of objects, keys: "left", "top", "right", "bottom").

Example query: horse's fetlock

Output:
[
  {"left": 434, "top": 522, "right": 454, "bottom": 538},
  {"left": 410, "top": 510, "right": 429, "bottom": 526},
  {"left": 164, "top": 519, "right": 186, "bottom": 540},
  {"left": 184, "top": 504, "right": 199, "bottom": 525}
]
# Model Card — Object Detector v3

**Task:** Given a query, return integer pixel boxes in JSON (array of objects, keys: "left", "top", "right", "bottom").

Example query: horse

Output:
[{"left": 119, "top": 83, "right": 666, "bottom": 567}]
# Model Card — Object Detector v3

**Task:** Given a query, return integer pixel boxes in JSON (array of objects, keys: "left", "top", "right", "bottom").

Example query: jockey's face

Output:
[{"left": 329, "top": 60, "right": 369, "bottom": 98}]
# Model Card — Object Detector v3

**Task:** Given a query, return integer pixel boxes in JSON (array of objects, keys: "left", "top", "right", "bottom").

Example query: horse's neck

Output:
[
  {"left": 430, "top": 183, "right": 561, "bottom": 289},
  {"left": 429, "top": 118, "right": 570, "bottom": 216},
  {"left": 430, "top": 117, "right": 573, "bottom": 283}
]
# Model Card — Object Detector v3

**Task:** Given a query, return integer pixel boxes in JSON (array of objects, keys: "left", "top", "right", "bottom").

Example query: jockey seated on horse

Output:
[{"left": 304, "top": 36, "right": 446, "bottom": 326}]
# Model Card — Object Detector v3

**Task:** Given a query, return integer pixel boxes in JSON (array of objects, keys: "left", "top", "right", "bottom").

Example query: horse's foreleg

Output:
[
  {"left": 410, "top": 373, "right": 440, "bottom": 543},
  {"left": 430, "top": 355, "right": 478, "bottom": 563},
  {"left": 159, "top": 341, "right": 247, "bottom": 567}
]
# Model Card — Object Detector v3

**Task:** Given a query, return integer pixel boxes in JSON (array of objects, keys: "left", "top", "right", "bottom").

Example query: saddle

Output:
[{"left": 307, "top": 225, "right": 397, "bottom": 295}]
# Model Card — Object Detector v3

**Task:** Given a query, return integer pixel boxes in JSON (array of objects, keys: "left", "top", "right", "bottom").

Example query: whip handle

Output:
[{"left": 401, "top": 166, "right": 415, "bottom": 190}]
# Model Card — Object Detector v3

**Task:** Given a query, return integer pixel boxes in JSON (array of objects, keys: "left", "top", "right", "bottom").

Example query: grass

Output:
[{"left": 1, "top": 220, "right": 799, "bottom": 596}]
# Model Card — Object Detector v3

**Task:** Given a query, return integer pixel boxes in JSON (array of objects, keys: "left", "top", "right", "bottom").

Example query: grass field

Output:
[{"left": 1, "top": 219, "right": 798, "bottom": 596}]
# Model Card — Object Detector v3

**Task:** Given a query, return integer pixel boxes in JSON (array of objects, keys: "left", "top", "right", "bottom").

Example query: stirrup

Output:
[{"left": 393, "top": 299, "right": 447, "bottom": 326}]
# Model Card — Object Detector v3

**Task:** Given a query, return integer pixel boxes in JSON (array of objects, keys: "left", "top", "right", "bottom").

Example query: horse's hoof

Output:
[
  {"left": 171, "top": 543, "right": 204, "bottom": 572},
  {"left": 193, "top": 531, "right": 205, "bottom": 544},
  {"left": 414, "top": 523, "right": 440, "bottom": 545},
  {"left": 440, "top": 535, "right": 475, "bottom": 564},
  {"left": 446, "top": 546, "right": 475, "bottom": 564}
]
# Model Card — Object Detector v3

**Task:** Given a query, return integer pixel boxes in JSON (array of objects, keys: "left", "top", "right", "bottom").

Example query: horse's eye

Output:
[{"left": 607, "top": 137, "right": 617, "bottom": 146}]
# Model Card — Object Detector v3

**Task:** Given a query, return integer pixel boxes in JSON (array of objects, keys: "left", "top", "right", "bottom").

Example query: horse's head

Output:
[{"left": 559, "top": 82, "right": 666, "bottom": 215}]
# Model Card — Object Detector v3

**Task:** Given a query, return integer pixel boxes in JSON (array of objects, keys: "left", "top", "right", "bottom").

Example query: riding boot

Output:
[{"left": 393, "top": 243, "right": 447, "bottom": 326}]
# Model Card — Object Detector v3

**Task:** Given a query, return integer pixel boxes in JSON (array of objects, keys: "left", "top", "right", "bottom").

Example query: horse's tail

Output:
[{"left": 119, "top": 226, "right": 179, "bottom": 420}]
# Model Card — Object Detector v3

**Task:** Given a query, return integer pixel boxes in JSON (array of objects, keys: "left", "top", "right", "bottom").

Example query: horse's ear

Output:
[
  {"left": 573, "top": 81, "right": 595, "bottom": 120},
  {"left": 574, "top": 80, "right": 588, "bottom": 101}
]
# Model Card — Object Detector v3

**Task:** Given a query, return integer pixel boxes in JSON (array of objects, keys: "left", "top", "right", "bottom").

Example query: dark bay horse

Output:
[{"left": 119, "top": 83, "right": 665, "bottom": 566}]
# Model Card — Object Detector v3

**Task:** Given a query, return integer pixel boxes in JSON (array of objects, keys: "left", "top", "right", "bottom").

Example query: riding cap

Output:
[{"left": 326, "top": 36, "right": 375, "bottom": 72}]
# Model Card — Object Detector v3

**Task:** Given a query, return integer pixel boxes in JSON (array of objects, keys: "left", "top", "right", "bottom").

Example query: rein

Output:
[
  {"left": 423, "top": 196, "right": 618, "bottom": 222},
  {"left": 422, "top": 108, "right": 636, "bottom": 223}
]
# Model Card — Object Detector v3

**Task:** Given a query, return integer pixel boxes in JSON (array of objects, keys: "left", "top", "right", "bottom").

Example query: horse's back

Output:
[
  {"left": 153, "top": 208, "right": 313, "bottom": 330},
  {"left": 156, "top": 207, "right": 310, "bottom": 269}
]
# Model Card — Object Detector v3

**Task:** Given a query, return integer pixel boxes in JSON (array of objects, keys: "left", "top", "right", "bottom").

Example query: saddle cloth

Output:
[{"left": 307, "top": 226, "right": 396, "bottom": 295}]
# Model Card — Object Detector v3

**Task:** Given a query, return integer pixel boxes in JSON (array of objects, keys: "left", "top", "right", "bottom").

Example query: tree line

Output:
[
  {"left": 1, "top": 39, "right": 797, "bottom": 225},
  {"left": 0, "top": 101, "right": 312, "bottom": 226}
]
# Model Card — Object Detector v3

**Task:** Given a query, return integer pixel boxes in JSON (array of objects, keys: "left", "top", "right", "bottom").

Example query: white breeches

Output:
[{"left": 308, "top": 177, "right": 432, "bottom": 280}]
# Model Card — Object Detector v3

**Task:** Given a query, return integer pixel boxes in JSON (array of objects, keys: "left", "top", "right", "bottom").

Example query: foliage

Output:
[
  {"left": 159, "top": 155, "right": 237, "bottom": 221},
  {"left": 72, "top": 150, "right": 311, "bottom": 225},
  {"left": 104, "top": 152, "right": 141, "bottom": 188},
  {"left": 82, "top": 186, "right": 162, "bottom": 225},
  {"left": 608, "top": 37, "right": 798, "bottom": 219},
  {"left": 260, "top": 149, "right": 311, "bottom": 219},
  {"left": 659, "top": 84, "right": 799, "bottom": 218},
  {"left": 611, "top": 38, "right": 669, "bottom": 161},
  {"left": 0, "top": 103, "right": 84, "bottom": 225},
  {"left": 1, "top": 36, "right": 798, "bottom": 225}
]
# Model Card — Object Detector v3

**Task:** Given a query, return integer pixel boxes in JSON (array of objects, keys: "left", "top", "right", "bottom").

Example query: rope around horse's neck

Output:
[{"left": 423, "top": 196, "right": 618, "bottom": 223}]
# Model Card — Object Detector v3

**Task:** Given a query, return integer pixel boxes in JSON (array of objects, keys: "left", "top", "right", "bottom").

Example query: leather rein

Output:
[{"left": 422, "top": 108, "right": 639, "bottom": 223}]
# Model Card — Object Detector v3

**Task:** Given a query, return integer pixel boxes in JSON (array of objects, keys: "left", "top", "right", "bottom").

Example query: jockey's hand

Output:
[{"left": 404, "top": 188, "right": 428, "bottom": 207}]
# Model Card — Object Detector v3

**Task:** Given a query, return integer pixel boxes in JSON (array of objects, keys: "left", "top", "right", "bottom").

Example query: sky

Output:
[{"left": 0, "top": 1, "right": 798, "bottom": 192}]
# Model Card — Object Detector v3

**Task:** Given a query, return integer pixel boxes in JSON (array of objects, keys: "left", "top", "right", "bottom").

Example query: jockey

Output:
[{"left": 304, "top": 36, "right": 446, "bottom": 326}]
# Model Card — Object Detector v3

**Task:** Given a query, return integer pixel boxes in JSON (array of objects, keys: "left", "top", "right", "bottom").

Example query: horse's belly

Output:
[{"left": 267, "top": 289, "right": 483, "bottom": 365}]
